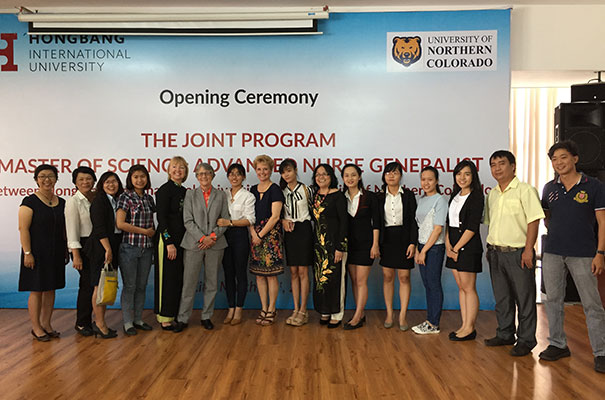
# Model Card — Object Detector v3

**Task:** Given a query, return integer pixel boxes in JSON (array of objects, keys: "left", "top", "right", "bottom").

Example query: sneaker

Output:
[
  {"left": 595, "top": 356, "right": 605, "bottom": 373},
  {"left": 484, "top": 336, "right": 516, "bottom": 346},
  {"left": 412, "top": 321, "right": 440, "bottom": 335},
  {"left": 539, "top": 345, "right": 571, "bottom": 361}
]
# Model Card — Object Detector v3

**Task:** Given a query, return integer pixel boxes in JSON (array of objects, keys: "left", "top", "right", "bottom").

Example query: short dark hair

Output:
[
  {"left": 420, "top": 166, "right": 441, "bottom": 194},
  {"left": 548, "top": 140, "right": 579, "bottom": 159},
  {"left": 71, "top": 166, "right": 97, "bottom": 185},
  {"left": 125, "top": 164, "right": 151, "bottom": 191},
  {"left": 312, "top": 163, "right": 338, "bottom": 192},
  {"left": 95, "top": 171, "right": 124, "bottom": 199},
  {"left": 34, "top": 164, "right": 58, "bottom": 181},
  {"left": 279, "top": 158, "right": 298, "bottom": 190},
  {"left": 227, "top": 163, "right": 246, "bottom": 178},
  {"left": 381, "top": 161, "right": 403, "bottom": 192},
  {"left": 341, "top": 163, "right": 364, "bottom": 191},
  {"left": 489, "top": 150, "right": 516, "bottom": 166},
  {"left": 452, "top": 160, "right": 483, "bottom": 198}
]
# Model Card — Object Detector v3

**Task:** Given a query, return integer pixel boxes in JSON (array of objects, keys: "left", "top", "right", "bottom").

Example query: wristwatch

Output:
[{"left": 597, "top": 250, "right": 605, "bottom": 256}]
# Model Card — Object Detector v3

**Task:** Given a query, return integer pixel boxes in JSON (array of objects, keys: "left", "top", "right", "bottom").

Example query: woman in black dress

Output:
[
  {"left": 18, "top": 164, "right": 67, "bottom": 341},
  {"left": 280, "top": 158, "right": 313, "bottom": 327},
  {"left": 341, "top": 164, "right": 380, "bottom": 330},
  {"left": 445, "top": 160, "right": 484, "bottom": 342},
  {"left": 378, "top": 162, "right": 418, "bottom": 331},
  {"left": 311, "top": 164, "right": 348, "bottom": 328},
  {"left": 84, "top": 171, "right": 124, "bottom": 338},
  {"left": 154, "top": 156, "right": 188, "bottom": 330}
]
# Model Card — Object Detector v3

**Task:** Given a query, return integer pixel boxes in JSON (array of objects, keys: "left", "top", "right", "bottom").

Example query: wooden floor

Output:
[{"left": 0, "top": 305, "right": 602, "bottom": 400}]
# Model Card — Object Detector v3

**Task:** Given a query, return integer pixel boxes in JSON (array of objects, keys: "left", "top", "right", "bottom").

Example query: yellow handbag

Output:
[{"left": 96, "top": 263, "right": 118, "bottom": 306}]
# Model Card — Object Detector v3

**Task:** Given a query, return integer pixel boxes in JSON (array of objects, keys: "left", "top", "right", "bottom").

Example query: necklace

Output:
[{"left": 39, "top": 191, "right": 54, "bottom": 205}]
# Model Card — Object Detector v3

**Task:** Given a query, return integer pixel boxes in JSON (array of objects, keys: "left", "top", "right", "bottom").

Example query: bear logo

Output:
[{"left": 392, "top": 36, "right": 422, "bottom": 67}]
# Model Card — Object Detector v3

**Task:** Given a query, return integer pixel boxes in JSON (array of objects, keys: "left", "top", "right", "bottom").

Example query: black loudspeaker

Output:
[
  {"left": 571, "top": 82, "right": 605, "bottom": 102},
  {"left": 555, "top": 102, "right": 605, "bottom": 172}
]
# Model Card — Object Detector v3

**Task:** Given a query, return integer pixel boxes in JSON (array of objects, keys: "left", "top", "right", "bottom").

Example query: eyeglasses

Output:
[
  {"left": 385, "top": 171, "right": 400, "bottom": 176},
  {"left": 197, "top": 172, "right": 213, "bottom": 177},
  {"left": 315, "top": 173, "right": 329, "bottom": 177},
  {"left": 37, "top": 175, "right": 57, "bottom": 181},
  {"left": 228, "top": 172, "right": 242, "bottom": 178}
]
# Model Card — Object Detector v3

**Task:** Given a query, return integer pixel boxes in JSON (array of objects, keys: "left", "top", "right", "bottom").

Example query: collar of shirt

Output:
[
  {"left": 556, "top": 173, "right": 586, "bottom": 187},
  {"left": 494, "top": 176, "right": 520, "bottom": 194},
  {"left": 345, "top": 188, "right": 363, "bottom": 201},
  {"left": 385, "top": 187, "right": 403, "bottom": 199},
  {"left": 75, "top": 190, "right": 91, "bottom": 204}
]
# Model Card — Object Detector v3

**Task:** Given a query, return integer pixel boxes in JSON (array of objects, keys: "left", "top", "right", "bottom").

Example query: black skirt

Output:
[
  {"left": 379, "top": 226, "right": 414, "bottom": 270},
  {"left": 347, "top": 249, "right": 373, "bottom": 267},
  {"left": 284, "top": 220, "right": 313, "bottom": 266},
  {"left": 445, "top": 226, "right": 483, "bottom": 273}
]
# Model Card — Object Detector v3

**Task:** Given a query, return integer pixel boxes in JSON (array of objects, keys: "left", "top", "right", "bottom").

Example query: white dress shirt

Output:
[
  {"left": 283, "top": 183, "right": 311, "bottom": 222},
  {"left": 345, "top": 189, "right": 362, "bottom": 217},
  {"left": 65, "top": 190, "right": 92, "bottom": 249},
  {"left": 384, "top": 187, "right": 404, "bottom": 227},
  {"left": 228, "top": 187, "right": 256, "bottom": 225},
  {"left": 448, "top": 192, "right": 469, "bottom": 228}
]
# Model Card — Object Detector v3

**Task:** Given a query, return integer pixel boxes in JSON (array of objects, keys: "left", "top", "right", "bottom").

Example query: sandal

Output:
[
  {"left": 255, "top": 310, "right": 267, "bottom": 325},
  {"left": 291, "top": 311, "right": 308, "bottom": 327},
  {"left": 286, "top": 311, "right": 298, "bottom": 325},
  {"left": 261, "top": 310, "right": 276, "bottom": 326}
]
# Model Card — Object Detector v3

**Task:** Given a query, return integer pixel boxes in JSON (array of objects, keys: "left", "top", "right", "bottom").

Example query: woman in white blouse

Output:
[
  {"left": 217, "top": 163, "right": 255, "bottom": 325},
  {"left": 279, "top": 159, "right": 314, "bottom": 327},
  {"left": 65, "top": 166, "right": 97, "bottom": 337}
]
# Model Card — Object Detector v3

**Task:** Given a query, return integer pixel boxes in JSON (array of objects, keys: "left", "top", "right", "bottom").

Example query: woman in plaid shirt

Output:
[{"left": 116, "top": 165, "right": 156, "bottom": 336}]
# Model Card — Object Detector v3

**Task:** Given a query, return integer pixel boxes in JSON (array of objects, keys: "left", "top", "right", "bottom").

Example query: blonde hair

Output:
[
  {"left": 253, "top": 154, "right": 274, "bottom": 170},
  {"left": 167, "top": 156, "right": 189, "bottom": 182}
]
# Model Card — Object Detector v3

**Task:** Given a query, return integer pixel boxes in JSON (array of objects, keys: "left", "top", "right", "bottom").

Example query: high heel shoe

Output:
[
  {"left": 92, "top": 322, "right": 118, "bottom": 339},
  {"left": 31, "top": 330, "right": 51, "bottom": 342},
  {"left": 261, "top": 311, "right": 276, "bottom": 326}
]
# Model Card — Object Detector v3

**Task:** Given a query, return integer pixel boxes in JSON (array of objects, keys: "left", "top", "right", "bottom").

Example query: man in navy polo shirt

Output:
[{"left": 540, "top": 140, "right": 605, "bottom": 373}]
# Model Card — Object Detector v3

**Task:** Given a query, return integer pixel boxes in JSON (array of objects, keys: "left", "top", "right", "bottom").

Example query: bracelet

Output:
[{"left": 597, "top": 250, "right": 605, "bottom": 256}]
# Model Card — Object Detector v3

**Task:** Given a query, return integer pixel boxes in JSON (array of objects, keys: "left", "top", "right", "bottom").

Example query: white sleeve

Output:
[
  {"left": 65, "top": 196, "right": 82, "bottom": 249},
  {"left": 244, "top": 192, "right": 256, "bottom": 225}
]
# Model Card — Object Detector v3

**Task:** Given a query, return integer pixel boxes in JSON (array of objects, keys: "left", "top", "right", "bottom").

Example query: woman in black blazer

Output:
[
  {"left": 341, "top": 164, "right": 381, "bottom": 330},
  {"left": 83, "top": 171, "right": 124, "bottom": 338},
  {"left": 445, "top": 160, "right": 484, "bottom": 342},
  {"left": 378, "top": 162, "right": 418, "bottom": 331}
]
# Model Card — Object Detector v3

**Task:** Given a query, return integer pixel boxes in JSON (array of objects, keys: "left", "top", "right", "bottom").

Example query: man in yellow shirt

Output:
[{"left": 484, "top": 150, "right": 545, "bottom": 356}]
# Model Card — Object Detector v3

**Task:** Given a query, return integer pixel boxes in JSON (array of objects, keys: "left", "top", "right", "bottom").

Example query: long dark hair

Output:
[
  {"left": 381, "top": 161, "right": 403, "bottom": 192},
  {"left": 452, "top": 160, "right": 482, "bottom": 198},
  {"left": 125, "top": 164, "right": 151, "bottom": 191},
  {"left": 279, "top": 158, "right": 298, "bottom": 190},
  {"left": 420, "top": 166, "right": 441, "bottom": 194},
  {"left": 341, "top": 163, "right": 364, "bottom": 191},
  {"left": 95, "top": 171, "right": 124, "bottom": 199},
  {"left": 311, "top": 163, "right": 338, "bottom": 193}
]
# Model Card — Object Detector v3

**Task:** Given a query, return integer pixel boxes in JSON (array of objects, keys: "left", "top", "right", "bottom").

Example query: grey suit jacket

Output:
[{"left": 180, "top": 186, "right": 231, "bottom": 251}]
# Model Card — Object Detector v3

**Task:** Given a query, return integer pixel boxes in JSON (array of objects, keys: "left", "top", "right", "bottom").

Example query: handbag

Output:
[{"left": 96, "top": 263, "right": 118, "bottom": 306}]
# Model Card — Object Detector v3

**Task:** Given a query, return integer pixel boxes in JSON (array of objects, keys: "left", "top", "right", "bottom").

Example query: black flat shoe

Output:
[
  {"left": 173, "top": 321, "right": 188, "bottom": 333},
  {"left": 43, "top": 329, "right": 60, "bottom": 338},
  {"left": 450, "top": 330, "right": 477, "bottom": 342},
  {"left": 343, "top": 319, "right": 364, "bottom": 330},
  {"left": 123, "top": 326, "right": 138, "bottom": 336},
  {"left": 161, "top": 323, "right": 175, "bottom": 331},
  {"left": 319, "top": 318, "right": 330, "bottom": 326},
  {"left": 31, "top": 330, "right": 51, "bottom": 342},
  {"left": 328, "top": 321, "right": 341, "bottom": 329},
  {"left": 133, "top": 322, "right": 153, "bottom": 331},
  {"left": 75, "top": 325, "right": 93, "bottom": 337},
  {"left": 201, "top": 319, "right": 214, "bottom": 330},
  {"left": 448, "top": 331, "right": 457, "bottom": 339},
  {"left": 92, "top": 322, "right": 118, "bottom": 339}
]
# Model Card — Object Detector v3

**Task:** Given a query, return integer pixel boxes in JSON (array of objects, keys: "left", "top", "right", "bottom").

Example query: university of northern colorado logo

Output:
[
  {"left": 391, "top": 36, "right": 422, "bottom": 67},
  {"left": 0, "top": 33, "right": 18, "bottom": 71}
]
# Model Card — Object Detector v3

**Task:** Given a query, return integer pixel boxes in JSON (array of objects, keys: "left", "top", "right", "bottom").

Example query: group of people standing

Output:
[{"left": 17, "top": 142, "right": 605, "bottom": 373}]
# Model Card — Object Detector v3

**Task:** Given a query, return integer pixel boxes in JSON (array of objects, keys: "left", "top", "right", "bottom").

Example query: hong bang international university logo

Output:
[
  {"left": 387, "top": 30, "right": 498, "bottom": 72},
  {"left": 0, "top": 32, "right": 18, "bottom": 71}
]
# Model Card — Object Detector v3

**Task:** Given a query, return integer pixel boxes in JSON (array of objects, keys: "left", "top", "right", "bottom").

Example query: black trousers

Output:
[
  {"left": 154, "top": 240, "right": 184, "bottom": 321},
  {"left": 75, "top": 237, "right": 93, "bottom": 329},
  {"left": 222, "top": 227, "right": 250, "bottom": 308}
]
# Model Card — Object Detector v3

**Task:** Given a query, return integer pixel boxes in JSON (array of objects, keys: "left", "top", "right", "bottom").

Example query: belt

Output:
[{"left": 487, "top": 244, "right": 524, "bottom": 253}]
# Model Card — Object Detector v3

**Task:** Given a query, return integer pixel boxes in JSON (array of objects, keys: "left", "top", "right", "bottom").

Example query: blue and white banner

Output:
[{"left": 0, "top": 10, "right": 510, "bottom": 311}]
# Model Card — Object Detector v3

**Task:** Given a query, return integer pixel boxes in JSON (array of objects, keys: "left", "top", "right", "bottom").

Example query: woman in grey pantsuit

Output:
[{"left": 173, "top": 163, "right": 230, "bottom": 332}]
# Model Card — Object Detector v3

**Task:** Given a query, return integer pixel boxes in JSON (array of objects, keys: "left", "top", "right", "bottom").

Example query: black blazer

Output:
[
  {"left": 377, "top": 187, "right": 418, "bottom": 246},
  {"left": 447, "top": 188, "right": 484, "bottom": 253},
  {"left": 347, "top": 190, "right": 381, "bottom": 250},
  {"left": 83, "top": 192, "right": 121, "bottom": 268}
]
